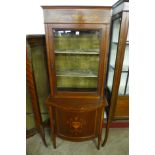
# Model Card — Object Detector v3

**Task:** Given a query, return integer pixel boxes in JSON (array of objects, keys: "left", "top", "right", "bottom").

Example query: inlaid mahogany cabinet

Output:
[{"left": 42, "top": 6, "right": 112, "bottom": 149}]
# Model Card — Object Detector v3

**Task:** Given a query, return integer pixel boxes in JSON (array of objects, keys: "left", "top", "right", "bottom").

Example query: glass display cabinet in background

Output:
[
  {"left": 26, "top": 40, "right": 48, "bottom": 145},
  {"left": 42, "top": 6, "right": 112, "bottom": 150},
  {"left": 106, "top": 0, "right": 129, "bottom": 120},
  {"left": 102, "top": 0, "right": 129, "bottom": 147}
]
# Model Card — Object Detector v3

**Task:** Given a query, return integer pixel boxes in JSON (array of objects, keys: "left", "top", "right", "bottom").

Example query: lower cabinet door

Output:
[{"left": 55, "top": 107, "right": 100, "bottom": 141}]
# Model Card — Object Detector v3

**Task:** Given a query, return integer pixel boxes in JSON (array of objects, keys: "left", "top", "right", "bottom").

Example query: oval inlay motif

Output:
[
  {"left": 67, "top": 116, "right": 86, "bottom": 135},
  {"left": 72, "top": 121, "right": 81, "bottom": 129}
]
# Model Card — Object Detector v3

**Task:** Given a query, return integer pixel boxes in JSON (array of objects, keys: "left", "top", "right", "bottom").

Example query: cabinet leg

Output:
[
  {"left": 97, "top": 134, "right": 101, "bottom": 150},
  {"left": 51, "top": 130, "right": 56, "bottom": 149},
  {"left": 97, "top": 106, "right": 104, "bottom": 150},
  {"left": 38, "top": 125, "right": 47, "bottom": 147},
  {"left": 102, "top": 120, "right": 110, "bottom": 147},
  {"left": 49, "top": 106, "right": 56, "bottom": 149}
]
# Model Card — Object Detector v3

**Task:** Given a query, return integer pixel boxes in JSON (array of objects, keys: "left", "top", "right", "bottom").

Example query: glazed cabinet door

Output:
[
  {"left": 107, "top": 17, "right": 129, "bottom": 96},
  {"left": 107, "top": 18, "right": 121, "bottom": 94},
  {"left": 118, "top": 30, "right": 129, "bottom": 96},
  {"left": 45, "top": 24, "right": 108, "bottom": 98},
  {"left": 106, "top": 11, "right": 129, "bottom": 119},
  {"left": 54, "top": 29, "right": 100, "bottom": 91}
]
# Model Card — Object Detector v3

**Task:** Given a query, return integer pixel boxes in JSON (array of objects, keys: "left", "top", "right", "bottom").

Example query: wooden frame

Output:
[{"left": 42, "top": 6, "right": 111, "bottom": 24}]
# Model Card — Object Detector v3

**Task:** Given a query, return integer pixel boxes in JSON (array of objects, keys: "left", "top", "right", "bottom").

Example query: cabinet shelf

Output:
[
  {"left": 56, "top": 70, "right": 98, "bottom": 77},
  {"left": 112, "top": 41, "right": 129, "bottom": 45},
  {"left": 112, "top": 41, "right": 118, "bottom": 44},
  {"left": 55, "top": 50, "right": 99, "bottom": 55}
]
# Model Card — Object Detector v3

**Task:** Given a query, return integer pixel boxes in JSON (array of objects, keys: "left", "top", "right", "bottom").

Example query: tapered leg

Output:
[
  {"left": 38, "top": 125, "right": 47, "bottom": 147},
  {"left": 97, "top": 134, "right": 101, "bottom": 150},
  {"left": 97, "top": 106, "right": 104, "bottom": 150},
  {"left": 51, "top": 129, "right": 56, "bottom": 149},
  {"left": 102, "top": 119, "right": 110, "bottom": 147},
  {"left": 49, "top": 106, "right": 56, "bottom": 149}
]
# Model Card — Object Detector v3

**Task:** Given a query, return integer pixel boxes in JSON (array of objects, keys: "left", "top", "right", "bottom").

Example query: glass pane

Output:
[
  {"left": 126, "top": 29, "right": 129, "bottom": 42},
  {"left": 126, "top": 80, "right": 129, "bottom": 95},
  {"left": 122, "top": 45, "right": 129, "bottom": 71},
  {"left": 118, "top": 72, "right": 127, "bottom": 95},
  {"left": 107, "top": 18, "right": 121, "bottom": 92},
  {"left": 118, "top": 30, "right": 129, "bottom": 95},
  {"left": 26, "top": 84, "right": 35, "bottom": 130},
  {"left": 53, "top": 29, "right": 100, "bottom": 91},
  {"left": 122, "top": 29, "right": 129, "bottom": 71}
]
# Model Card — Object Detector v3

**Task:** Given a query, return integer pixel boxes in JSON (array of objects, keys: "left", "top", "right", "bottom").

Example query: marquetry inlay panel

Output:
[{"left": 55, "top": 108, "right": 97, "bottom": 138}]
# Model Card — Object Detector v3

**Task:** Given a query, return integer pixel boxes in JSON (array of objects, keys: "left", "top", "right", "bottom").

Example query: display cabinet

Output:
[
  {"left": 26, "top": 41, "right": 47, "bottom": 145},
  {"left": 42, "top": 6, "right": 112, "bottom": 149},
  {"left": 102, "top": 0, "right": 129, "bottom": 147},
  {"left": 106, "top": 0, "right": 129, "bottom": 120}
]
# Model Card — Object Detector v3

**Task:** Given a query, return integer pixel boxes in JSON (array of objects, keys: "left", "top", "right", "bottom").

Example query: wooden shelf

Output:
[
  {"left": 112, "top": 41, "right": 118, "bottom": 44},
  {"left": 112, "top": 41, "right": 129, "bottom": 45},
  {"left": 56, "top": 70, "right": 98, "bottom": 77},
  {"left": 55, "top": 50, "right": 99, "bottom": 55}
]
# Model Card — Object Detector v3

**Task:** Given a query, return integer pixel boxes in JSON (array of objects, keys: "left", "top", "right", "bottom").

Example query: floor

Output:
[{"left": 26, "top": 128, "right": 129, "bottom": 155}]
